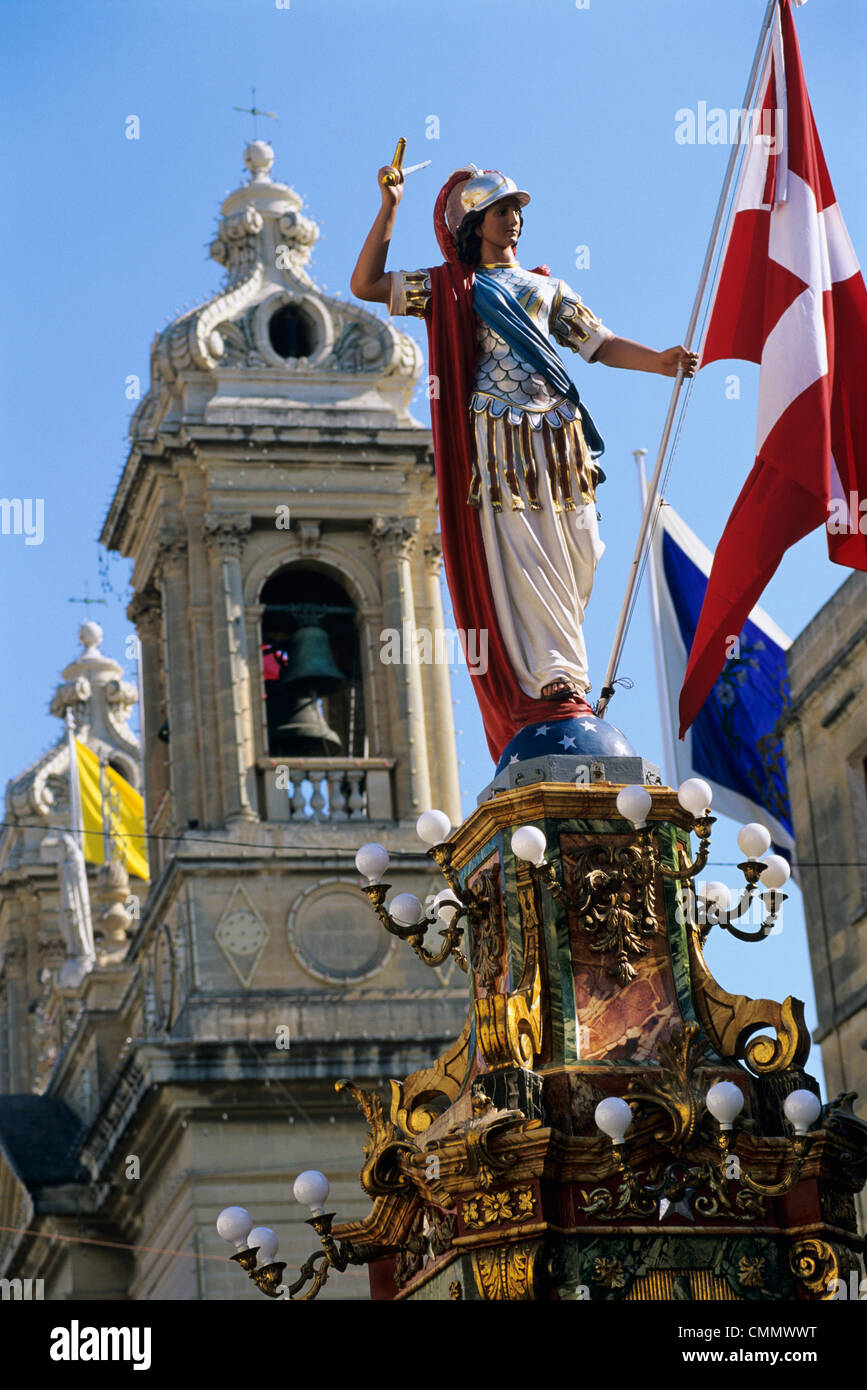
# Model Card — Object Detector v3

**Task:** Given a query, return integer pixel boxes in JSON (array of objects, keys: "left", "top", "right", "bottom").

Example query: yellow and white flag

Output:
[{"left": 75, "top": 739, "right": 149, "bottom": 881}]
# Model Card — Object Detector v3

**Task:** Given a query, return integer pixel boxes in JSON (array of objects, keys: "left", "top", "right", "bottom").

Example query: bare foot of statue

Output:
[{"left": 541, "top": 678, "right": 579, "bottom": 700}]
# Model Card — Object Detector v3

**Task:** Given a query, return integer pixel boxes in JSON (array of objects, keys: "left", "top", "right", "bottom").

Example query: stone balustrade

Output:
[{"left": 256, "top": 757, "right": 395, "bottom": 823}]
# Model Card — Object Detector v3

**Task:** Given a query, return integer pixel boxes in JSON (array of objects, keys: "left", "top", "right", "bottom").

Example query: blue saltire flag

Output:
[{"left": 647, "top": 496, "right": 794, "bottom": 854}]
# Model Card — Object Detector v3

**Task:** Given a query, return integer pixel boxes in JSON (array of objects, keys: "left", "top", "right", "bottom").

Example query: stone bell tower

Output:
[
  {"left": 39, "top": 140, "right": 465, "bottom": 1299},
  {"left": 106, "top": 139, "right": 459, "bottom": 847}
]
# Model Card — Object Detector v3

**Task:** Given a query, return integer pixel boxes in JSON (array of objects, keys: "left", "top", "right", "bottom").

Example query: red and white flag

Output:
[{"left": 679, "top": 0, "right": 867, "bottom": 737}]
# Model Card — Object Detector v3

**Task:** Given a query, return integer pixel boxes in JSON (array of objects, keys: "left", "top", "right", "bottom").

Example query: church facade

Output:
[{"left": 0, "top": 142, "right": 466, "bottom": 1299}]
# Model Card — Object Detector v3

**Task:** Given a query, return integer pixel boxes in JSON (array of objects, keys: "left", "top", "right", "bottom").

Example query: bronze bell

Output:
[
  {"left": 271, "top": 623, "right": 345, "bottom": 755},
  {"left": 273, "top": 694, "right": 342, "bottom": 756},
  {"left": 279, "top": 625, "right": 345, "bottom": 696}
]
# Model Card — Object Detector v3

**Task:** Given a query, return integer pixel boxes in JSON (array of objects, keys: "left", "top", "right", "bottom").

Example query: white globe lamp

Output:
[
  {"left": 416, "top": 810, "right": 451, "bottom": 846},
  {"left": 216, "top": 1205, "right": 254, "bottom": 1250},
  {"left": 388, "top": 893, "right": 424, "bottom": 927},
  {"left": 760, "top": 855, "right": 791, "bottom": 890},
  {"left": 355, "top": 843, "right": 390, "bottom": 883},
  {"left": 677, "top": 778, "right": 713, "bottom": 817},
  {"left": 293, "top": 1170, "right": 331, "bottom": 1215},
  {"left": 701, "top": 882, "right": 732, "bottom": 919},
  {"left": 616, "top": 784, "right": 652, "bottom": 828},
  {"left": 783, "top": 1089, "right": 821, "bottom": 1136},
  {"left": 706, "top": 1081, "right": 745, "bottom": 1131},
  {"left": 247, "top": 1226, "right": 280, "bottom": 1263},
  {"left": 511, "top": 825, "right": 547, "bottom": 866},
  {"left": 433, "top": 889, "right": 462, "bottom": 922},
  {"left": 737, "top": 823, "right": 772, "bottom": 860},
  {"left": 594, "top": 1097, "right": 633, "bottom": 1145}
]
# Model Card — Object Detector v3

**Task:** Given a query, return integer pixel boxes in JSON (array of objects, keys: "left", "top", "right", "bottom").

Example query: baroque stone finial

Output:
[
  {"left": 244, "top": 140, "right": 275, "bottom": 182},
  {"left": 79, "top": 621, "right": 104, "bottom": 654}
]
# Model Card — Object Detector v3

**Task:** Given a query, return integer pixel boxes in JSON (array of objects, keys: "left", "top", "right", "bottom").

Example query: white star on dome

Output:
[
  {"left": 578, "top": 719, "right": 597, "bottom": 731},
  {"left": 509, "top": 754, "right": 519, "bottom": 764},
  {"left": 534, "top": 725, "right": 550, "bottom": 737},
  {"left": 559, "top": 735, "right": 577, "bottom": 750}
]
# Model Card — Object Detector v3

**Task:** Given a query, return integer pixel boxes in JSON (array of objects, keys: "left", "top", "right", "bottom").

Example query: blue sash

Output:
[{"left": 473, "top": 269, "right": 605, "bottom": 462}]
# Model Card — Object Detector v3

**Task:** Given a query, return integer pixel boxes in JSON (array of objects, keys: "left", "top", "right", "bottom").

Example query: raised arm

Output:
[
  {"left": 349, "top": 166, "right": 405, "bottom": 304},
  {"left": 595, "top": 337, "right": 698, "bottom": 378}
]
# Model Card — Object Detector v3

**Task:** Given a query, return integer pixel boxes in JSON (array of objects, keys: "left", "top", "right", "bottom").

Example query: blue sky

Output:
[{"left": 2, "top": 0, "right": 865, "bottom": 1093}]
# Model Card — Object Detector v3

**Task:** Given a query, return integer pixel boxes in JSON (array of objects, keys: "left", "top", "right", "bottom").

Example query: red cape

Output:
[{"left": 426, "top": 260, "right": 594, "bottom": 762}]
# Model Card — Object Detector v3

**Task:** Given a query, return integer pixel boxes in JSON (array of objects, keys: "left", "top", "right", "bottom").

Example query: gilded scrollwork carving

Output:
[
  {"left": 738, "top": 1255, "right": 768, "bottom": 1289},
  {"left": 335, "top": 1079, "right": 419, "bottom": 1197},
  {"left": 593, "top": 1256, "right": 627, "bottom": 1290},
  {"left": 390, "top": 1011, "right": 474, "bottom": 1137},
  {"left": 470, "top": 1239, "right": 546, "bottom": 1301},
  {"left": 463, "top": 1185, "right": 536, "bottom": 1229},
  {"left": 789, "top": 1239, "right": 840, "bottom": 1300},
  {"left": 580, "top": 1155, "right": 766, "bottom": 1223},
  {"left": 475, "top": 860, "right": 543, "bottom": 1071},
  {"left": 426, "top": 1209, "right": 456, "bottom": 1257},
  {"left": 563, "top": 840, "right": 658, "bottom": 986},
  {"left": 688, "top": 920, "right": 810, "bottom": 1075},
  {"left": 625, "top": 1022, "right": 710, "bottom": 1152},
  {"left": 469, "top": 868, "right": 503, "bottom": 992},
  {"left": 448, "top": 1087, "right": 530, "bottom": 1190}
]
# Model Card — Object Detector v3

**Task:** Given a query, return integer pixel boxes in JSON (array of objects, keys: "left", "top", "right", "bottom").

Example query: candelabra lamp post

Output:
[{"left": 219, "top": 726, "right": 867, "bottom": 1301}]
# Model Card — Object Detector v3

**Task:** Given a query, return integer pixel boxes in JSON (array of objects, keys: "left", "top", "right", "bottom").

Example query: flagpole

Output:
[
  {"left": 596, "top": 0, "right": 779, "bottom": 720},
  {"left": 634, "top": 449, "right": 678, "bottom": 786}
]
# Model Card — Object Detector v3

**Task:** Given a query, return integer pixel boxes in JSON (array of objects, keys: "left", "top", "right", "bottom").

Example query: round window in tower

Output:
[
  {"left": 288, "top": 881, "right": 396, "bottom": 986},
  {"left": 268, "top": 303, "right": 314, "bottom": 359}
]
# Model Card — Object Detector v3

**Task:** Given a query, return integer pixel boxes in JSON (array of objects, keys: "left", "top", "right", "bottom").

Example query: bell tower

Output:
[
  {"left": 86, "top": 141, "right": 466, "bottom": 1298},
  {"left": 106, "top": 140, "right": 459, "bottom": 847}
]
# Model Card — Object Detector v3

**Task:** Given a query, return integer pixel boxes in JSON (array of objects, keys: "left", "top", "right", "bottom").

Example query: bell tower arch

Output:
[{"left": 260, "top": 565, "right": 365, "bottom": 761}]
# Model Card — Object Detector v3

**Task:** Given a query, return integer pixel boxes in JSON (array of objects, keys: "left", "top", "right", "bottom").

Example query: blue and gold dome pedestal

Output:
[
  {"left": 329, "top": 757, "right": 867, "bottom": 1302},
  {"left": 485, "top": 714, "right": 660, "bottom": 805},
  {"left": 493, "top": 712, "right": 639, "bottom": 776}
]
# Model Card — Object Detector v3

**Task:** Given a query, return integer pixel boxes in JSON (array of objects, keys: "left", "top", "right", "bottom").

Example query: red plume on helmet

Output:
[{"left": 433, "top": 167, "right": 477, "bottom": 261}]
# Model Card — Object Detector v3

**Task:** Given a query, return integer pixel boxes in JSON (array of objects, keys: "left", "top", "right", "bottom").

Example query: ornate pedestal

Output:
[{"left": 331, "top": 779, "right": 867, "bottom": 1301}]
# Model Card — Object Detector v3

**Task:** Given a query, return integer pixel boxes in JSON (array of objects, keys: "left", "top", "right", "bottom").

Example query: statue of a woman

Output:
[
  {"left": 57, "top": 830, "right": 96, "bottom": 987},
  {"left": 351, "top": 164, "right": 696, "bottom": 761}
]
